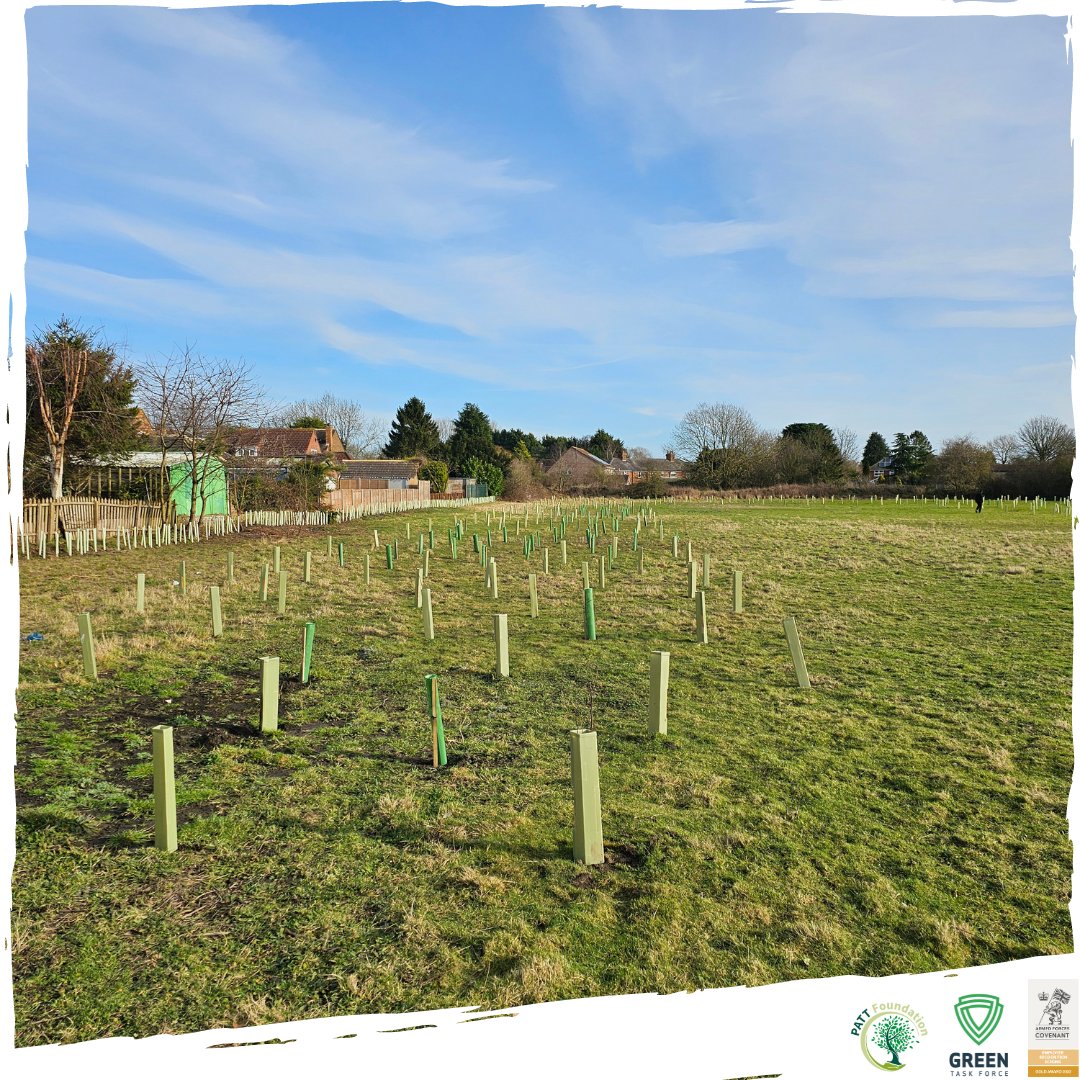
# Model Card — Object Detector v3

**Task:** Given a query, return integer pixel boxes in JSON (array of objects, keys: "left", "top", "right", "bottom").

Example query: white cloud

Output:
[
  {"left": 556, "top": 11, "right": 1071, "bottom": 306},
  {"left": 29, "top": 6, "right": 551, "bottom": 244},
  {"left": 644, "top": 220, "right": 788, "bottom": 257},
  {"left": 929, "top": 307, "right": 1075, "bottom": 329}
]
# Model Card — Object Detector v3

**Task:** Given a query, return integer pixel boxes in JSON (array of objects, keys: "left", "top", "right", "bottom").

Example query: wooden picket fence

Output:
[{"left": 21, "top": 498, "right": 165, "bottom": 542}]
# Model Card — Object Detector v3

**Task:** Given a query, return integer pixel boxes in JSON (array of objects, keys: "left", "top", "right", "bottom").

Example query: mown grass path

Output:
[{"left": 13, "top": 497, "right": 1073, "bottom": 1044}]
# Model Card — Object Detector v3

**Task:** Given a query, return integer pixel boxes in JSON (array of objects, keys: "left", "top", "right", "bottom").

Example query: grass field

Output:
[{"left": 12, "top": 496, "right": 1074, "bottom": 1046}]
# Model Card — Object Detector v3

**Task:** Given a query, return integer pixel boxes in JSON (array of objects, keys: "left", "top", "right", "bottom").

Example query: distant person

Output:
[{"left": 975, "top": 492, "right": 984, "bottom": 513}]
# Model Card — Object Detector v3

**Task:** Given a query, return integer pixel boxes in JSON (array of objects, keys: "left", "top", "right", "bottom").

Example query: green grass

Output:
[{"left": 13, "top": 497, "right": 1073, "bottom": 1045}]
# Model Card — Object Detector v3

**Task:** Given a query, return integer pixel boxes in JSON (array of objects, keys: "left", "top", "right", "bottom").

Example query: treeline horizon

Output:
[{"left": 22, "top": 317, "right": 1075, "bottom": 503}]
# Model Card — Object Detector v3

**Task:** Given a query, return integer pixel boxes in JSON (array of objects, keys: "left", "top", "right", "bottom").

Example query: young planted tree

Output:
[
  {"left": 25, "top": 318, "right": 138, "bottom": 498},
  {"left": 384, "top": 397, "right": 442, "bottom": 458}
]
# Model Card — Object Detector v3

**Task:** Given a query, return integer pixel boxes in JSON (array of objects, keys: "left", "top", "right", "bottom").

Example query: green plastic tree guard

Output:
[
  {"left": 152, "top": 724, "right": 177, "bottom": 852},
  {"left": 338, "top": 542, "right": 345, "bottom": 567},
  {"left": 732, "top": 570, "right": 743, "bottom": 614},
  {"left": 570, "top": 729, "right": 604, "bottom": 865},
  {"left": 277, "top": 571, "right": 288, "bottom": 615},
  {"left": 648, "top": 650, "right": 670, "bottom": 735},
  {"left": 386, "top": 544, "right": 395, "bottom": 570},
  {"left": 416, "top": 567, "right": 425, "bottom": 608},
  {"left": 599, "top": 556, "right": 606, "bottom": 590},
  {"left": 703, "top": 551, "right": 710, "bottom": 588},
  {"left": 260, "top": 563, "right": 270, "bottom": 602},
  {"left": 77, "top": 612, "right": 97, "bottom": 679},
  {"left": 136, "top": 573, "right": 145, "bottom": 614},
  {"left": 227, "top": 551, "right": 235, "bottom": 585},
  {"left": 303, "top": 551, "right": 311, "bottom": 583},
  {"left": 426, "top": 674, "right": 447, "bottom": 767},
  {"left": 582, "top": 560, "right": 590, "bottom": 591},
  {"left": 422, "top": 587, "right": 435, "bottom": 640},
  {"left": 210, "top": 585, "right": 223, "bottom": 637},
  {"left": 494, "top": 614, "right": 510, "bottom": 678},
  {"left": 543, "top": 548, "right": 550, "bottom": 574},
  {"left": 301, "top": 621, "right": 315, "bottom": 684},
  {"left": 529, "top": 573, "right": 538, "bottom": 618},
  {"left": 179, "top": 560, "right": 187, "bottom": 596},
  {"left": 583, "top": 587, "right": 596, "bottom": 641},
  {"left": 260, "top": 656, "right": 280, "bottom": 732},
  {"left": 365, "top": 554, "right": 371, "bottom": 585},
  {"left": 696, "top": 590, "right": 708, "bottom": 644},
  {"left": 783, "top": 616, "right": 811, "bottom": 688},
  {"left": 688, "top": 561, "right": 697, "bottom": 599}
]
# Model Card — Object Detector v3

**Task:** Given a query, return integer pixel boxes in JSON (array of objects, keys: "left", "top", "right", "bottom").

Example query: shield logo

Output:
[{"left": 955, "top": 994, "right": 1004, "bottom": 1045}]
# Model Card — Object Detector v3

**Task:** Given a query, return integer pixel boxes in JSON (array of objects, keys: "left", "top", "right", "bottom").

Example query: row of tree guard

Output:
[{"left": 74, "top": 494, "right": 816, "bottom": 863}]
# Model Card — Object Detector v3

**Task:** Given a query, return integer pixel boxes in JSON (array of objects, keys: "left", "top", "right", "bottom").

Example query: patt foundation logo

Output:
[
  {"left": 851, "top": 1002, "right": 928, "bottom": 1071},
  {"left": 1028, "top": 980, "right": 1078, "bottom": 1078}
]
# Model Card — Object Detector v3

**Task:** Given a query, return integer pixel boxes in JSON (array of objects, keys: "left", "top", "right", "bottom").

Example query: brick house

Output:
[
  {"left": 227, "top": 426, "right": 347, "bottom": 461},
  {"left": 546, "top": 445, "right": 616, "bottom": 489}
]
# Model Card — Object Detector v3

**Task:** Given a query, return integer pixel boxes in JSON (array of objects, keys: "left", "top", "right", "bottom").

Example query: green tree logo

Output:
[{"left": 861, "top": 1012, "right": 920, "bottom": 1070}]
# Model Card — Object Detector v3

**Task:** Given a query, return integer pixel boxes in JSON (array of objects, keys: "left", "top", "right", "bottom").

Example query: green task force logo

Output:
[
  {"left": 955, "top": 994, "right": 1004, "bottom": 1045},
  {"left": 851, "top": 1003, "right": 928, "bottom": 1071}
]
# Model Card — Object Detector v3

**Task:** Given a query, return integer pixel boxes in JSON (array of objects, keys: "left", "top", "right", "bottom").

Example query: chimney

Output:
[{"left": 665, "top": 450, "right": 675, "bottom": 461}]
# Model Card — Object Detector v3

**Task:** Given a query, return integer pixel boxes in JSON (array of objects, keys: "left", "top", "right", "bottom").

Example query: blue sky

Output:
[{"left": 24, "top": 3, "right": 1074, "bottom": 456}]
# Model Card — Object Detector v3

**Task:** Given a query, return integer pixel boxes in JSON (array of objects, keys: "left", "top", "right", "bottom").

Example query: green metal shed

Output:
[{"left": 168, "top": 457, "right": 229, "bottom": 517}]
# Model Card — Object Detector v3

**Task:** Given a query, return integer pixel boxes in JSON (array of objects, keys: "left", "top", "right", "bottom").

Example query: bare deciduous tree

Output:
[
  {"left": 669, "top": 402, "right": 760, "bottom": 460},
  {"left": 833, "top": 426, "right": 859, "bottom": 465},
  {"left": 1016, "top": 415, "right": 1074, "bottom": 462},
  {"left": 26, "top": 339, "right": 90, "bottom": 500},
  {"left": 435, "top": 417, "right": 456, "bottom": 444},
  {"left": 136, "top": 351, "right": 189, "bottom": 519},
  {"left": 988, "top": 433, "right": 1021, "bottom": 465},
  {"left": 139, "top": 349, "right": 266, "bottom": 524},
  {"left": 276, "top": 392, "right": 386, "bottom": 456}
]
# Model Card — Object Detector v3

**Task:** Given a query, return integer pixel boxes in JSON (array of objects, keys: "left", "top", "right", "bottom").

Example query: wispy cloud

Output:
[
  {"left": 929, "top": 307, "right": 1075, "bottom": 329},
  {"left": 556, "top": 11, "right": 1072, "bottom": 306},
  {"left": 31, "top": 6, "right": 551, "bottom": 244},
  {"left": 644, "top": 220, "right": 788, "bottom": 257}
]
